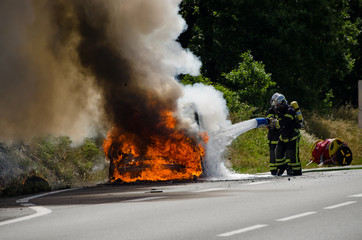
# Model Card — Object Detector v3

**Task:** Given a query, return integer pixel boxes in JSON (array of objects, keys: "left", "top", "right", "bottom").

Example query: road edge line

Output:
[{"left": 0, "top": 188, "right": 78, "bottom": 227}]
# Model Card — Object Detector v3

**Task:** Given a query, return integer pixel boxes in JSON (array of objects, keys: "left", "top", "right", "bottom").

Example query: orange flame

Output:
[{"left": 103, "top": 111, "right": 208, "bottom": 182}]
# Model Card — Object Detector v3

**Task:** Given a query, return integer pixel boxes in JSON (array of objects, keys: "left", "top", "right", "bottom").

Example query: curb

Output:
[
  {"left": 302, "top": 165, "right": 362, "bottom": 173},
  {"left": 256, "top": 165, "right": 362, "bottom": 176}
]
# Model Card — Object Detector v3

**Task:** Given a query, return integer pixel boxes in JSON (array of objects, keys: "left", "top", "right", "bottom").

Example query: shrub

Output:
[
  {"left": 1, "top": 136, "right": 109, "bottom": 196},
  {"left": 1, "top": 177, "right": 25, "bottom": 196},
  {"left": 222, "top": 51, "right": 275, "bottom": 109}
]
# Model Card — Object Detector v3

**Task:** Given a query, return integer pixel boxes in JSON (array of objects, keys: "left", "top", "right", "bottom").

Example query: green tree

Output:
[
  {"left": 179, "top": 0, "right": 361, "bottom": 109},
  {"left": 344, "top": 0, "right": 362, "bottom": 107},
  {"left": 180, "top": 51, "right": 274, "bottom": 121},
  {"left": 222, "top": 51, "right": 275, "bottom": 108}
]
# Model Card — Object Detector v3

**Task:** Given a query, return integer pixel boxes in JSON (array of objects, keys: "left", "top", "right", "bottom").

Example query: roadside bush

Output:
[
  {"left": 1, "top": 176, "right": 25, "bottom": 196},
  {"left": 222, "top": 51, "right": 275, "bottom": 109},
  {"left": 1, "top": 173, "right": 51, "bottom": 196},
  {"left": 0, "top": 136, "right": 109, "bottom": 196},
  {"left": 30, "top": 136, "right": 108, "bottom": 189}
]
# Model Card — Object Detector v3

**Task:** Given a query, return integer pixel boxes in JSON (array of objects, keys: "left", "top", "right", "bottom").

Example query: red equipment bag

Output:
[{"left": 309, "top": 138, "right": 353, "bottom": 166}]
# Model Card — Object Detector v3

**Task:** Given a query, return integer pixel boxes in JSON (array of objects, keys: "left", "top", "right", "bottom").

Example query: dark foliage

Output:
[{"left": 179, "top": 0, "right": 362, "bottom": 109}]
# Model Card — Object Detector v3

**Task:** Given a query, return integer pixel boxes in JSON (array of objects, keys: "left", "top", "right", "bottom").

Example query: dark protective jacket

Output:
[
  {"left": 266, "top": 107, "right": 279, "bottom": 143},
  {"left": 275, "top": 104, "right": 300, "bottom": 141}
]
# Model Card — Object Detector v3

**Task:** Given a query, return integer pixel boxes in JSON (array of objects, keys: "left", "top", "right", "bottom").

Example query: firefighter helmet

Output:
[
  {"left": 273, "top": 94, "right": 287, "bottom": 109},
  {"left": 270, "top": 93, "right": 280, "bottom": 105}
]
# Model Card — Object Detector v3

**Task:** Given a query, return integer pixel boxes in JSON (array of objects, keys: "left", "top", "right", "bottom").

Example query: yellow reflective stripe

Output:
[
  {"left": 294, "top": 133, "right": 301, "bottom": 140},
  {"left": 267, "top": 114, "right": 274, "bottom": 118},
  {"left": 285, "top": 114, "right": 294, "bottom": 120},
  {"left": 270, "top": 140, "right": 278, "bottom": 144},
  {"left": 291, "top": 164, "right": 301, "bottom": 170},
  {"left": 275, "top": 120, "right": 280, "bottom": 129},
  {"left": 290, "top": 162, "right": 300, "bottom": 166},
  {"left": 279, "top": 133, "right": 301, "bottom": 142},
  {"left": 276, "top": 157, "right": 286, "bottom": 166},
  {"left": 295, "top": 139, "right": 300, "bottom": 163}
]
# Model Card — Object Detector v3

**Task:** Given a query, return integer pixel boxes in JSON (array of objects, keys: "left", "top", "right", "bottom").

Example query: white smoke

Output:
[
  {"left": 177, "top": 83, "right": 265, "bottom": 179},
  {"left": 177, "top": 83, "right": 249, "bottom": 179}
]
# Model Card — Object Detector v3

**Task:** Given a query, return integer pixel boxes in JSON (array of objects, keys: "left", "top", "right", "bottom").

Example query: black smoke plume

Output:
[{"left": 0, "top": 0, "right": 200, "bottom": 143}]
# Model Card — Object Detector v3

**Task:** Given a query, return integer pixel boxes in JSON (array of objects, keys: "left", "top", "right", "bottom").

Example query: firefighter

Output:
[
  {"left": 266, "top": 93, "right": 280, "bottom": 175},
  {"left": 273, "top": 94, "right": 302, "bottom": 176}
]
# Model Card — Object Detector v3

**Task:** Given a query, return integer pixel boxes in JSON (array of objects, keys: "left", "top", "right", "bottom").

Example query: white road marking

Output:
[
  {"left": 246, "top": 181, "right": 271, "bottom": 185},
  {"left": 193, "top": 188, "right": 226, "bottom": 193},
  {"left": 324, "top": 201, "right": 357, "bottom": 210},
  {"left": 127, "top": 196, "right": 166, "bottom": 202},
  {"left": 0, "top": 206, "right": 51, "bottom": 226},
  {"left": 349, "top": 193, "right": 362, "bottom": 198},
  {"left": 217, "top": 224, "right": 268, "bottom": 237},
  {"left": 15, "top": 188, "right": 77, "bottom": 204},
  {"left": 276, "top": 211, "right": 317, "bottom": 222},
  {"left": 0, "top": 188, "right": 78, "bottom": 227}
]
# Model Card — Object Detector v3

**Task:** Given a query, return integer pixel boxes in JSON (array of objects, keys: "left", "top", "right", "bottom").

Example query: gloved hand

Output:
[{"left": 267, "top": 117, "right": 277, "bottom": 129}]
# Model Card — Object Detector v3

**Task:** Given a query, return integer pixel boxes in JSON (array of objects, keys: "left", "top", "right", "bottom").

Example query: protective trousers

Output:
[
  {"left": 269, "top": 142, "right": 278, "bottom": 175},
  {"left": 275, "top": 137, "right": 301, "bottom": 176}
]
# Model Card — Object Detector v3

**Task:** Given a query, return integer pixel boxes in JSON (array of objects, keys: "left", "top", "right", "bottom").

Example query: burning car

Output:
[{"left": 104, "top": 103, "right": 208, "bottom": 183}]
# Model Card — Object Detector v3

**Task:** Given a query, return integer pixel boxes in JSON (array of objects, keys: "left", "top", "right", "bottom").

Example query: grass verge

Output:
[{"left": 228, "top": 107, "right": 362, "bottom": 174}]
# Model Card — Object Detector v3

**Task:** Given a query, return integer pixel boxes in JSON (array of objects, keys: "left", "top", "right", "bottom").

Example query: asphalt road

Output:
[{"left": 1, "top": 169, "right": 362, "bottom": 240}]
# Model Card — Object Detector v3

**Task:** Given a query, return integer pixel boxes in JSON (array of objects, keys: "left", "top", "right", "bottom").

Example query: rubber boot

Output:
[{"left": 277, "top": 164, "right": 288, "bottom": 176}]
